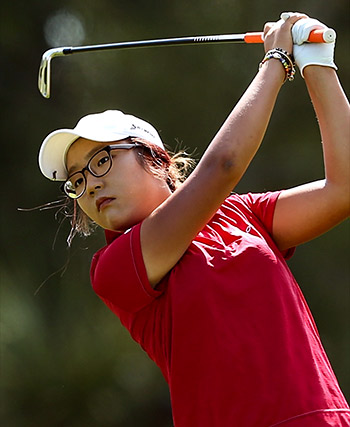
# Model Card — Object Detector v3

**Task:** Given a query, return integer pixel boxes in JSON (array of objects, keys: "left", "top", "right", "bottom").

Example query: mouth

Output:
[{"left": 96, "top": 197, "right": 115, "bottom": 212}]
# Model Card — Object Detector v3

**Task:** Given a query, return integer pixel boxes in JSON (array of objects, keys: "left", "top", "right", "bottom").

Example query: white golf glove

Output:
[{"left": 292, "top": 17, "right": 337, "bottom": 77}]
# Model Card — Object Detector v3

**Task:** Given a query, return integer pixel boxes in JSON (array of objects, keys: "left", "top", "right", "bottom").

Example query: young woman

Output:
[{"left": 38, "top": 12, "right": 350, "bottom": 427}]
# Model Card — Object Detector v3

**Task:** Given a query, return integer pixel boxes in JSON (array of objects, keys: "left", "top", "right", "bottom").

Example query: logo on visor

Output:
[{"left": 130, "top": 124, "right": 156, "bottom": 140}]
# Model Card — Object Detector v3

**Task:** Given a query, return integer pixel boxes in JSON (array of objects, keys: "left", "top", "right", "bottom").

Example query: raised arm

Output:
[
  {"left": 272, "top": 24, "right": 350, "bottom": 251},
  {"left": 141, "top": 15, "right": 303, "bottom": 286}
]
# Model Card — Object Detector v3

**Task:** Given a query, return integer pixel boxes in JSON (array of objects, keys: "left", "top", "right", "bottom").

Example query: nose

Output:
[{"left": 85, "top": 172, "right": 104, "bottom": 196}]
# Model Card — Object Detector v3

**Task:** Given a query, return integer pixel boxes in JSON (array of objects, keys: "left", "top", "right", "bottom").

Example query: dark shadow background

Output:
[{"left": 1, "top": 1, "right": 349, "bottom": 426}]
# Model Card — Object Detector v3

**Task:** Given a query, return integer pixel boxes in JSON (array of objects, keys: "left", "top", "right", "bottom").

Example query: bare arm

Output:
[
  {"left": 141, "top": 17, "right": 302, "bottom": 286},
  {"left": 272, "top": 66, "right": 350, "bottom": 250}
]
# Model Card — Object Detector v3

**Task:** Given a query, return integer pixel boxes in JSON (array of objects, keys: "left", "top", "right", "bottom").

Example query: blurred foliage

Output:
[{"left": 1, "top": 0, "right": 349, "bottom": 426}]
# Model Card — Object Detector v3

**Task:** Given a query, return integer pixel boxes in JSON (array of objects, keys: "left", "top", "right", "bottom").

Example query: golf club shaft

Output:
[
  {"left": 59, "top": 29, "right": 335, "bottom": 55},
  {"left": 38, "top": 28, "right": 336, "bottom": 98}
]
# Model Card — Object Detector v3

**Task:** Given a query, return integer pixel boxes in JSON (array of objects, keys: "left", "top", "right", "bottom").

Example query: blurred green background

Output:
[{"left": 1, "top": 1, "right": 349, "bottom": 426}]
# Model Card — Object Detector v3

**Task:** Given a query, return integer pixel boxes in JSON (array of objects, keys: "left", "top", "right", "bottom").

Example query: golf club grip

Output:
[
  {"left": 244, "top": 28, "right": 335, "bottom": 43},
  {"left": 308, "top": 28, "right": 336, "bottom": 43}
]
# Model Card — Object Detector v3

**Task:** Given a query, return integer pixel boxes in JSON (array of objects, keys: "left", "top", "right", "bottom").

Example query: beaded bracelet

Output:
[{"left": 259, "top": 48, "right": 296, "bottom": 82}]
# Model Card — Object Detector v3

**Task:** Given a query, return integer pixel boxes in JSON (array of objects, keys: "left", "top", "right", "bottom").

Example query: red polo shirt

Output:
[{"left": 91, "top": 192, "right": 350, "bottom": 426}]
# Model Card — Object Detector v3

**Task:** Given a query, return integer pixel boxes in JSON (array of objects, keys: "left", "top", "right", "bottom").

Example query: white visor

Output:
[{"left": 38, "top": 110, "right": 164, "bottom": 181}]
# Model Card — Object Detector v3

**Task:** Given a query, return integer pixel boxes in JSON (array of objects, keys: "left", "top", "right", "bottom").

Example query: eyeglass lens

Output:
[{"left": 64, "top": 149, "right": 112, "bottom": 198}]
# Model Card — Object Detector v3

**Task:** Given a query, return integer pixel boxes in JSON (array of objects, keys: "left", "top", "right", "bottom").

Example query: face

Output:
[{"left": 66, "top": 138, "right": 171, "bottom": 231}]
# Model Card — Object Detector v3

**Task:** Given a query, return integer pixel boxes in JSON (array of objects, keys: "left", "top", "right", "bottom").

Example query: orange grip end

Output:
[
  {"left": 308, "top": 29, "right": 325, "bottom": 43},
  {"left": 244, "top": 32, "right": 264, "bottom": 44}
]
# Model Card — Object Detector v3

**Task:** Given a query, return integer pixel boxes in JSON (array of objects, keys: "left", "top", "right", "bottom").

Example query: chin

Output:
[
  {"left": 101, "top": 206, "right": 147, "bottom": 232},
  {"left": 103, "top": 216, "right": 133, "bottom": 233}
]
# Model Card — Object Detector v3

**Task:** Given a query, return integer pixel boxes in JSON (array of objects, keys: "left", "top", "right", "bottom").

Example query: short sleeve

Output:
[
  {"left": 234, "top": 191, "right": 295, "bottom": 260},
  {"left": 238, "top": 191, "right": 281, "bottom": 236},
  {"left": 90, "top": 222, "right": 163, "bottom": 313}
]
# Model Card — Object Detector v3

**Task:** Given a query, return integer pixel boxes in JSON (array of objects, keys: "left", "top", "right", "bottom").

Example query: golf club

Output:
[{"left": 38, "top": 27, "right": 335, "bottom": 99}]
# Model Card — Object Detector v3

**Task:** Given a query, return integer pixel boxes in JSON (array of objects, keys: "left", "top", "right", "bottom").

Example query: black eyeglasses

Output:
[{"left": 62, "top": 143, "right": 141, "bottom": 199}]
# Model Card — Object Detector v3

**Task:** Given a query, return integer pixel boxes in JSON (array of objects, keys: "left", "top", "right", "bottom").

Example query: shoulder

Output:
[
  {"left": 222, "top": 191, "right": 283, "bottom": 237},
  {"left": 90, "top": 223, "right": 163, "bottom": 313},
  {"left": 223, "top": 191, "right": 282, "bottom": 214}
]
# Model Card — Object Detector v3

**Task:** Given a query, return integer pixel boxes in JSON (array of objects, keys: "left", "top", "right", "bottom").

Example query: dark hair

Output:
[{"left": 72, "top": 137, "right": 196, "bottom": 240}]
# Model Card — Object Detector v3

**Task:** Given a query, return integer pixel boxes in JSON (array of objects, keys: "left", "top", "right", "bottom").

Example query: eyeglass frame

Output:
[{"left": 62, "top": 142, "right": 142, "bottom": 199}]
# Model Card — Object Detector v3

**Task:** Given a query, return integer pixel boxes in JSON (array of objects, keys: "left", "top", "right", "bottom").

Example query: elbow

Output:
[
  {"left": 338, "top": 200, "right": 350, "bottom": 220},
  {"left": 343, "top": 198, "right": 350, "bottom": 218},
  {"left": 343, "top": 189, "right": 350, "bottom": 217},
  {"left": 215, "top": 152, "right": 246, "bottom": 181},
  {"left": 221, "top": 157, "right": 236, "bottom": 173},
  {"left": 200, "top": 150, "right": 243, "bottom": 185},
  {"left": 325, "top": 180, "right": 350, "bottom": 219}
]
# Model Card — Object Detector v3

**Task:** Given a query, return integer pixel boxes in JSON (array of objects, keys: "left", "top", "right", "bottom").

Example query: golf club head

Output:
[{"left": 38, "top": 48, "right": 67, "bottom": 98}]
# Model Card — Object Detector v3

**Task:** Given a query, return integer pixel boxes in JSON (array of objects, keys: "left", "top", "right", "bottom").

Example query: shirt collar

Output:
[{"left": 104, "top": 229, "right": 123, "bottom": 244}]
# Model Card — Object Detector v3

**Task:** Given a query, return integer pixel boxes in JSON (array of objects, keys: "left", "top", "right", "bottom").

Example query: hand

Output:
[
  {"left": 291, "top": 16, "right": 337, "bottom": 77},
  {"left": 263, "top": 12, "right": 307, "bottom": 54}
]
